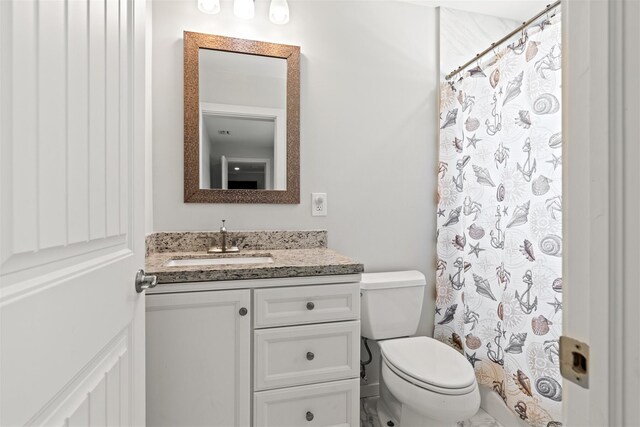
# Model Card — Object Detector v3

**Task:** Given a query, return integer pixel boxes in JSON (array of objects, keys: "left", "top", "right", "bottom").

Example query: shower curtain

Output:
[{"left": 435, "top": 15, "right": 562, "bottom": 427}]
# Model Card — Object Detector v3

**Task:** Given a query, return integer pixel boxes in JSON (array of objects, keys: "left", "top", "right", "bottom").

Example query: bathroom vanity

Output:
[{"left": 144, "top": 231, "right": 363, "bottom": 427}]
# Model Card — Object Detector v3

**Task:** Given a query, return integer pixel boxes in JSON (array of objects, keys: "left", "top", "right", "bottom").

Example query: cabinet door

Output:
[{"left": 146, "top": 290, "right": 251, "bottom": 427}]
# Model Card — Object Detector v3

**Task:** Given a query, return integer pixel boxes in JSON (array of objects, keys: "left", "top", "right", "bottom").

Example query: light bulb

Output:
[
  {"left": 269, "top": 0, "right": 289, "bottom": 24},
  {"left": 198, "top": 0, "right": 220, "bottom": 14},
  {"left": 234, "top": 0, "right": 255, "bottom": 19}
]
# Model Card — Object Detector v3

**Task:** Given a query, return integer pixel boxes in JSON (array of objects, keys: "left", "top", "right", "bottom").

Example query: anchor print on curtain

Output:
[{"left": 435, "top": 14, "right": 562, "bottom": 427}]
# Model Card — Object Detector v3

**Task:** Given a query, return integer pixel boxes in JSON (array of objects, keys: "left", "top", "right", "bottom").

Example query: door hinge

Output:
[{"left": 560, "top": 335, "right": 589, "bottom": 389}]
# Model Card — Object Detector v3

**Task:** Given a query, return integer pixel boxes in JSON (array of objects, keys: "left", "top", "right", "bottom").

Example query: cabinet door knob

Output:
[
  {"left": 306, "top": 352, "right": 314, "bottom": 361},
  {"left": 306, "top": 411, "right": 314, "bottom": 421},
  {"left": 239, "top": 307, "right": 248, "bottom": 316},
  {"left": 306, "top": 302, "right": 315, "bottom": 310}
]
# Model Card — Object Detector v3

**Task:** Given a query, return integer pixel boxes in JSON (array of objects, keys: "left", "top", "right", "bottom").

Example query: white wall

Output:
[
  {"left": 404, "top": 0, "right": 550, "bottom": 22},
  {"left": 152, "top": 0, "right": 439, "bottom": 335},
  {"left": 439, "top": 7, "right": 519, "bottom": 79},
  {"left": 198, "top": 50, "right": 286, "bottom": 108}
]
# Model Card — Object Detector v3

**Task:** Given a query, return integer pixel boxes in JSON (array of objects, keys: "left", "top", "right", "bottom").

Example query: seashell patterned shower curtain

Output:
[{"left": 435, "top": 14, "right": 562, "bottom": 427}]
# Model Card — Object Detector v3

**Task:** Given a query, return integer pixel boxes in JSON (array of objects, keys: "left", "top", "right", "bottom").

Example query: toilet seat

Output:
[{"left": 379, "top": 336, "right": 476, "bottom": 396}]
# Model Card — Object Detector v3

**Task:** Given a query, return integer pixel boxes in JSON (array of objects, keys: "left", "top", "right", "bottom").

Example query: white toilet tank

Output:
[{"left": 360, "top": 271, "right": 426, "bottom": 340}]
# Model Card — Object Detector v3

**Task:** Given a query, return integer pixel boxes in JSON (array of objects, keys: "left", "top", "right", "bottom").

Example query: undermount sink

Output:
[{"left": 164, "top": 256, "right": 274, "bottom": 267}]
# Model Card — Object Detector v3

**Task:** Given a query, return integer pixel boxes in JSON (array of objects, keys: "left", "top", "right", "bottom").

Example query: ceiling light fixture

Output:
[
  {"left": 233, "top": 0, "right": 255, "bottom": 19},
  {"left": 198, "top": 0, "right": 220, "bottom": 14},
  {"left": 269, "top": 0, "right": 290, "bottom": 24},
  {"left": 234, "top": 167, "right": 240, "bottom": 171},
  {"left": 197, "top": 0, "right": 290, "bottom": 23}
]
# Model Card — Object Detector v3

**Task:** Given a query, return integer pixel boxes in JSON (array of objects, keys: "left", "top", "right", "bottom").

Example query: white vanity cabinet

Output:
[
  {"left": 146, "top": 276, "right": 361, "bottom": 427},
  {"left": 146, "top": 289, "right": 251, "bottom": 427}
]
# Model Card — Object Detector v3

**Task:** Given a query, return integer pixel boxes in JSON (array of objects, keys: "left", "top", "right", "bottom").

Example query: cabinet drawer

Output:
[
  {"left": 253, "top": 283, "right": 360, "bottom": 328},
  {"left": 253, "top": 378, "right": 359, "bottom": 427},
  {"left": 254, "top": 321, "right": 360, "bottom": 390}
]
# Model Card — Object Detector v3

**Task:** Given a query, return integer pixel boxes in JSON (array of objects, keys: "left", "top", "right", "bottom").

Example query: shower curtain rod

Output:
[{"left": 445, "top": 0, "right": 561, "bottom": 80}]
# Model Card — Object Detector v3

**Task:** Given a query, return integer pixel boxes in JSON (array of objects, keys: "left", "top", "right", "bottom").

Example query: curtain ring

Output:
[{"left": 521, "top": 27, "right": 528, "bottom": 45}]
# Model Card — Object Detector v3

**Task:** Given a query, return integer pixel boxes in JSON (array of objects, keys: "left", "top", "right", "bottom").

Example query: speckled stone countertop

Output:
[
  {"left": 145, "top": 231, "right": 363, "bottom": 284},
  {"left": 146, "top": 248, "right": 363, "bottom": 283}
]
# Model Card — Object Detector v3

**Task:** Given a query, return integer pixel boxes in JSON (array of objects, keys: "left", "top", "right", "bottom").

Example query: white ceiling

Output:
[{"left": 400, "top": 0, "right": 550, "bottom": 22}]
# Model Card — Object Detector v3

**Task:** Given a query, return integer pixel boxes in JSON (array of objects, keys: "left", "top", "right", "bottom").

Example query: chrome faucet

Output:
[
  {"left": 220, "top": 219, "right": 228, "bottom": 251},
  {"left": 208, "top": 220, "right": 239, "bottom": 253}
]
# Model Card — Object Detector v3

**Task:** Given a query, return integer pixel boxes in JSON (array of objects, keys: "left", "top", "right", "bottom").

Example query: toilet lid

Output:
[{"left": 379, "top": 337, "right": 476, "bottom": 391}]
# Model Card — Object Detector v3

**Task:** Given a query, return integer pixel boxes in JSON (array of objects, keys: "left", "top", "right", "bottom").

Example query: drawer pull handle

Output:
[
  {"left": 306, "top": 411, "right": 314, "bottom": 421},
  {"left": 306, "top": 352, "right": 315, "bottom": 361},
  {"left": 306, "top": 302, "right": 315, "bottom": 310},
  {"left": 239, "top": 307, "right": 248, "bottom": 316}
]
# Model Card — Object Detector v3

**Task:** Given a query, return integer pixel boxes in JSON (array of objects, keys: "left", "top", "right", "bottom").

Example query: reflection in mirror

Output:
[{"left": 198, "top": 49, "right": 287, "bottom": 191}]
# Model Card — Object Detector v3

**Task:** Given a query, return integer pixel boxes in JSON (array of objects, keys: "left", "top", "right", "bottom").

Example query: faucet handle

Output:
[{"left": 220, "top": 219, "right": 227, "bottom": 232}]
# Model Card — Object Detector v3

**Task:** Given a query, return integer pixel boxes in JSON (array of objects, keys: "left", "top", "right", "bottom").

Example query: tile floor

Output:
[{"left": 360, "top": 397, "right": 504, "bottom": 427}]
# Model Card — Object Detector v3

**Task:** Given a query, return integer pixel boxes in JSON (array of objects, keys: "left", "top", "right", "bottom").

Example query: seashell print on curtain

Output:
[{"left": 436, "top": 14, "right": 562, "bottom": 427}]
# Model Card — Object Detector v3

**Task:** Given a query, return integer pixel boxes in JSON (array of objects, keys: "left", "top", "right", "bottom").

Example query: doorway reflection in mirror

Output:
[{"left": 198, "top": 49, "right": 287, "bottom": 191}]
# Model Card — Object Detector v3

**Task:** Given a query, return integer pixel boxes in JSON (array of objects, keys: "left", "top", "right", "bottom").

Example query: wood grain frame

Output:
[{"left": 183, "top": 31, "right": 300, "bottom": 204}]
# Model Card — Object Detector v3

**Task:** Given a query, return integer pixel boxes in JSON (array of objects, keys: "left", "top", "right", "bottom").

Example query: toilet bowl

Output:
[
  {"left": 360, "top": 271, "right": 480, "bottom": 427},
  {"left": 378, "top": 336, "right": 480, "bottom": 426}
]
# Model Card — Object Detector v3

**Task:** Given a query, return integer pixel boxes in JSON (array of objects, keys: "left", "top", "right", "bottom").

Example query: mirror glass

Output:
[{"left": 198, "top": 49, "right": 287, "bottom": 191}]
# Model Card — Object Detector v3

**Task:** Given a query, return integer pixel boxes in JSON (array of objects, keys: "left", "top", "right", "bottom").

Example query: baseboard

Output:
[{"left": 360, "top": 383, "right": 379, "bottom": 398}]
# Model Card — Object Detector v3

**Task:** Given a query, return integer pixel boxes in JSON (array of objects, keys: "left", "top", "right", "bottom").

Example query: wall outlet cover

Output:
[{"left": 311, "top": 193, "right": 327, "bottom": 216}]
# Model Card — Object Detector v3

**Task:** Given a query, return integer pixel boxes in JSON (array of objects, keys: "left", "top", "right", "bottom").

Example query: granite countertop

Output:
[{"left": 146, "top": 248, "right": 364, "bottom": 283}]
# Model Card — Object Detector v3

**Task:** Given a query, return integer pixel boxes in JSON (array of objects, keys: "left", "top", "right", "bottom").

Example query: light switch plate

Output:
[{"left": 311, "top": 193, "right": 327, "bottom": 216}]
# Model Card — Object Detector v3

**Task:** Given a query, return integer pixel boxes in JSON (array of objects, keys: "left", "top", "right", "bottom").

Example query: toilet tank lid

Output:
[{"left": 360, "top": 271, "right": 426, "bottom": 290}]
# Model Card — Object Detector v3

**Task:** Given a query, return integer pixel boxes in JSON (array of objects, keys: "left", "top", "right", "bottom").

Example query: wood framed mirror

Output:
[{"left": 183, "top": 32, "right": 300, "bottom": 203}]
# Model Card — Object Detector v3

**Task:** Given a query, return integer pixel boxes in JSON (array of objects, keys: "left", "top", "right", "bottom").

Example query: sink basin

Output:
[{"left": 164, "top": 256, "right": 274, "bottom": 267}]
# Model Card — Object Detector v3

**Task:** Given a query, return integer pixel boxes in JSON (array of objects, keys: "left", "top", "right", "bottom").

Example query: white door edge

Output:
[{"left": 563, "top": 0, "right": 640, "bottom": 425}]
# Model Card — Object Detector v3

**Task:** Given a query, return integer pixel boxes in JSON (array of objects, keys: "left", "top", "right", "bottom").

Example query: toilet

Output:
[{"left": 360, "top": 271, "right": 480, "bottom": 426}]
